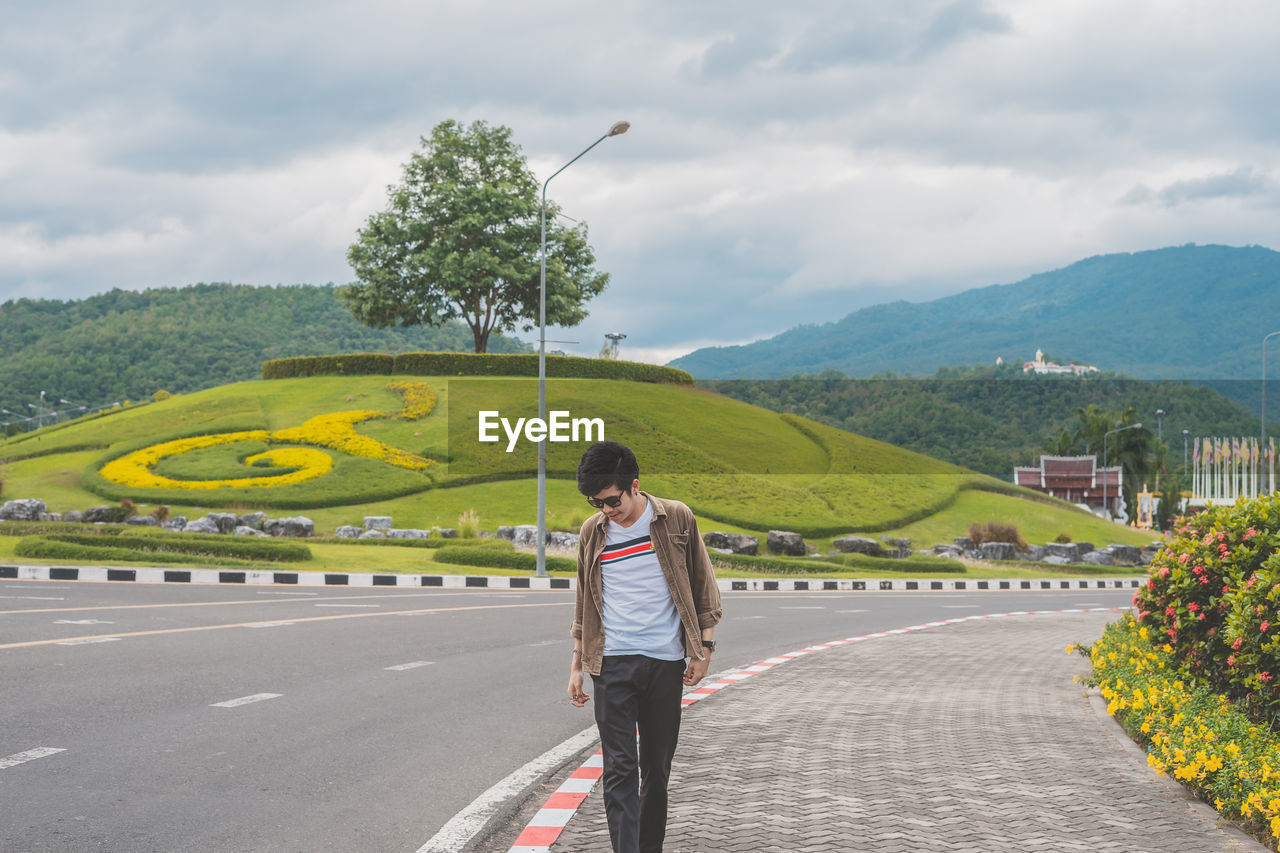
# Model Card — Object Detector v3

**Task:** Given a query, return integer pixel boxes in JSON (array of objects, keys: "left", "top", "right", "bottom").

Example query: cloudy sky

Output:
[{"left": 4, "top": 1, "right": 1279, "bottom": 363}]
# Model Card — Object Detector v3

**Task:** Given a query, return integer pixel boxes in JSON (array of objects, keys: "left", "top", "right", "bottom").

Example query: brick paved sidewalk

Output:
[{"left": 550, "top": 611, "right": 1266, "bottom": 852}]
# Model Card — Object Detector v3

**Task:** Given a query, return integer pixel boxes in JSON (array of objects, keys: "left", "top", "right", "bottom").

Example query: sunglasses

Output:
[{"left": 586, "top": 492, "right": 628, "bottom": 509}]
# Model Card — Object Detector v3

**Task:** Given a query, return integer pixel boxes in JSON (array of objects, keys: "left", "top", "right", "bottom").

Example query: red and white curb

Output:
[{"left": 507, "top": 606, "right": 1128, "bottom": 852}]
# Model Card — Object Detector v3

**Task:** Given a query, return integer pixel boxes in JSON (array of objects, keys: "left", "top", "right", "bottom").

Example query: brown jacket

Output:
[{"left": 571, "top": 492, "right": 723, "bottom": 676}]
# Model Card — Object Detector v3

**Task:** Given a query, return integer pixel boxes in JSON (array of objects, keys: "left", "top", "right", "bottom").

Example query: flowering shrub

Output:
[
  {"left": 1225, "top": 549, "right": 1280, "bottom": 726},
  {"left": 1087, "top": 613, "right": 1280, "bottom": 846},
  {"left": 1134, "top": 494, "right": 1280, "bottom": 722}
]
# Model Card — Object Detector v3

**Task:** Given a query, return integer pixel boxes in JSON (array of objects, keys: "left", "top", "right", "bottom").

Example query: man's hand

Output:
[
  {"left": 568, "top": 669, "right": 590, "bottom": 708},
  {"left": 683, "top": 655, "right": 710, "bottom": 687}
]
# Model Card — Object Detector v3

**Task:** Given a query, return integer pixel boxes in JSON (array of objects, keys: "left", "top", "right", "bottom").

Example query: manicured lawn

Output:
[
  {"left": 0, "top": 373, "right": 1162, "bottom": 559},
  {"left": 873, "top": 488, "right": 1158, "bottom": 549}
]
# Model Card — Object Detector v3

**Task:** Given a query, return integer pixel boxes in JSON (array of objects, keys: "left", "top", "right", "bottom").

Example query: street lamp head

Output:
[
  {"left": 1134, "top": 423, "right": 1143, "bottom": 429},
  {"left": 607, "top": 121, "right": 630, "bottom": 137}
]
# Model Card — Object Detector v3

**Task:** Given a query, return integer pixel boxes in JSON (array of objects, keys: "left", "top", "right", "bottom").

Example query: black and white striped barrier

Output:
[{"left": 2, "top": 564, "right": 1144, "bottom": 591}]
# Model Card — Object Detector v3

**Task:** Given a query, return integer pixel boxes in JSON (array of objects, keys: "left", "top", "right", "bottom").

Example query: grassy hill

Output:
[
  {"left": 0, "top": 374, "right": 1154, "bottom": 557},
  {"left": 670, "top": 244, "right": 1280, "bottom": 386}
]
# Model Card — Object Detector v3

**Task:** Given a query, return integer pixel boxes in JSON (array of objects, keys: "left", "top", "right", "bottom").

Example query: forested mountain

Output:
[
  {"left": 704, "top": 363, "right": 1268, "bottom": 480},
  {"left": 0, "top": 284, "right": 528, "bottom": 416},
  {"left": 672, "top": 244, "right": 1280, "bottom": 381}
]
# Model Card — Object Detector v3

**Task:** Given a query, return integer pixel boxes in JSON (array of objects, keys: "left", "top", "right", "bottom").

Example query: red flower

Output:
[
  {"left": 1262, "top": 672, "right": 1273, "bottom": 683},
  {"left": 1228, "top": 654, "right": 1237, "bottom": 666},
  {"left": 1179, "top": 553, "right": 1190, "bottom": 564},
  {"left": 1233, "top": 637, "right": 1244, "bottom": 650},
  {"left": 1262, "top": 621, "right": 1270, "bottom": 633}
]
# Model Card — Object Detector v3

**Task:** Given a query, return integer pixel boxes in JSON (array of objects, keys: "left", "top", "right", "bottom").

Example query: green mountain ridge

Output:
[
  {"left": 670, "top": 244, "right": 1280, "bottom": 380},
  {"left": 0, "top": 283, "right": 529, "bottom": 419}
]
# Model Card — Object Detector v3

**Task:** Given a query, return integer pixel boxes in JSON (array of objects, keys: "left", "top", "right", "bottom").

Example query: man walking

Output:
[{"left": 568, "top": 440, "right": 723, "bottom": 853}]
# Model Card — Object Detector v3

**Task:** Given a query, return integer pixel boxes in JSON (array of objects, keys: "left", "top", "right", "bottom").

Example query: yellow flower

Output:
[
  {"left": 271, "top": 410, "right": 433, "bottom": 472},
  {"left": 100, "top": 433, "right": 333, "bottom": 490}
]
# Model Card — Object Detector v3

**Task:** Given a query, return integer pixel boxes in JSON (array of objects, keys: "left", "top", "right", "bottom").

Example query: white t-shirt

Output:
[{"left": 600, "top": 498, "right": 685, "bottom": 661}]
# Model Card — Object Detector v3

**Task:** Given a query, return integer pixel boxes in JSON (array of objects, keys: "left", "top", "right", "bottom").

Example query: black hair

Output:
[{"left": 576, "top": 440, "right": 639, "bottom": 496}]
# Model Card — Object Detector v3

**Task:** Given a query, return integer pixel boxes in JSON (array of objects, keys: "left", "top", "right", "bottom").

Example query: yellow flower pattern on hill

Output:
[{"left": 98, "top": 382, "right": 435, "bottom": 491}]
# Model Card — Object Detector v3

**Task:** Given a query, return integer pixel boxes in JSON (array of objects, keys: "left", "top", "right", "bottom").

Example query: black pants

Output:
[{"left": 591, "top": 654, "right": 685, "bottom": 853}]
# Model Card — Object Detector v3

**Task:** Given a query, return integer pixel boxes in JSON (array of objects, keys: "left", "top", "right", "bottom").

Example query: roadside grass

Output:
[
  {"left": 873, "top": 489, "right": 1157, "bottom": 549},
  {"left": 0, "top": 524, "right": 1143, "bottom": 579}
]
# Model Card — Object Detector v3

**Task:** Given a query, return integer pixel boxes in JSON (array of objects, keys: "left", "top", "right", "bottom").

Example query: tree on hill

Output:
[{"left": 342, "top": 119, "right": 610, "bottom": 353}]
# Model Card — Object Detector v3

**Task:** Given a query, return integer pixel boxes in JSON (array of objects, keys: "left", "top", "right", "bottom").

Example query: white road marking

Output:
[
  {"left": 54, "top": 619, "right": 115, "bottom": 625},
  {"left": 837, "top": 609, "right": 869, "bottom": 613},
  {"left": 736, "top": 615, "right": 765, "bottom": 620},
  {"left": 56, "top": 637, "right": 120, "bottom": 646},
  {"left": 415, "top": 726, "right": 599, "bottom": 853},
  {"left": 245, "top": 622, "right": 296, "bottom": 629},
  {"left": 385, "top": 661, "right": 435, "bottom": 671},
  {"left": 779, "top": 606, "right": 824, "bottom": 610},
  {"left": 314, "top": 604, "right": 381, "bottom": 608},
  {"left": 0, "top": 596, "right": 65, "bottom": 601},
  {"left": 211, "top": 693, "right": 282, "bottom": 708},
  {"left": 0, "top": 747, "right": 66, "bottom": 770},
  {"left": 525, "top": 640, "right": 560, "bottom": 647}
]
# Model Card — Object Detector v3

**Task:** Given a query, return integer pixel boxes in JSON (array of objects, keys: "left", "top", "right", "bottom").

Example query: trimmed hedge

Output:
[
  {"left": 13, "top": 538, "right": 265, "bottom": 567},
  {"left": 309, "top": 536, "right": 514, "bottom": 550},
  {"left": 709, "top": 551, "right": 965, "bottom": 575},
  {"left": 817, "top": 552, "right": 968, "bottom": 574},
  {"left": 261, "top": 351, "right": 693, "bottom": 385},
  {"left": 16, "top": 529, "right": 311, "bottom": 562},
  {"left": 432, "top": 545, "right": 576, "bottom": 573},
  {"left": 261, "top": 353, "right": 395, "bottom": 378},
  {"left": 1, "top": 520, "right": 119, "bottom": 537}
]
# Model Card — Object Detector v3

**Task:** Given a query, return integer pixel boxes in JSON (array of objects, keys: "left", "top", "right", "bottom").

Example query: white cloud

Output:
[{"left": 3, "top": 0, "right": 1280, "bottom": 362}]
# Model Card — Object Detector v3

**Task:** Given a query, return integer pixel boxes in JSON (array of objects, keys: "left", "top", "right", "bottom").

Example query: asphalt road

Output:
[{"left": 0, "top": 578, "right": 1137, "bottom": 852}]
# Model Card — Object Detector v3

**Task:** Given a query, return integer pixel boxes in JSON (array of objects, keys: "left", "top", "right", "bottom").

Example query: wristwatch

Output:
[{"left": 701, "top": 639, "right": 716, "bottom": 652}]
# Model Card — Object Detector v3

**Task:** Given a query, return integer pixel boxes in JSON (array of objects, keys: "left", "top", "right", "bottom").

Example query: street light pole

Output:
[
  {"left": 536, "top": 120, "right": 630, "bottom": 577},
  {"left": 1155, "top": 409, "right": 1165, "bottom": 442},
  {"left": 1103, "top": 422, "right": 1143, "bottom": 522},
  {"left": 1264, "top": 331, "right": 1280, "bottom": 453},
  {"left": 1182, "top": 429, "right": 1190, "bottom": 472}
]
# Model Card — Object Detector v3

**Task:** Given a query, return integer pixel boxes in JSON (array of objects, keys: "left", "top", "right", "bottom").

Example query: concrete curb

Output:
[{"left": 0, "top": 564, "right": 1145, "bottom": 591}]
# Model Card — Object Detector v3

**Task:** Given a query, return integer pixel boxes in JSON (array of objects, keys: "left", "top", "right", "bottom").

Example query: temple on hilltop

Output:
[
  {"left": 1014, "top": 455, "right": 1126, "bottom": 522},
  {"left": 1021, "top": 349, "right": 1099, "bottom": 376}
]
